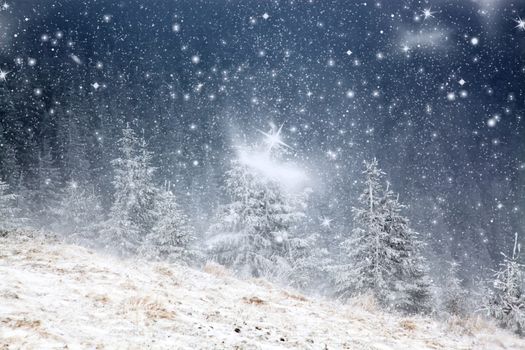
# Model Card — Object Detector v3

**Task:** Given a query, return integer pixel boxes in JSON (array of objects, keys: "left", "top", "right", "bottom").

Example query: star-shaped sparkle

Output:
[
  {"left": 515, "top": 17, "right": 525, "bottom": 31},
  {"left": 257, "top": 124, "right": 292, "bottom": 152},
  {"left": 320, "top": 217, "right": 333, "bottom": 228},
  {"left": 422, "top": 8, "right": 435, "bottom": 20},
  {"left": 0, "top": 69, "right": 9, "bottom": 81}
]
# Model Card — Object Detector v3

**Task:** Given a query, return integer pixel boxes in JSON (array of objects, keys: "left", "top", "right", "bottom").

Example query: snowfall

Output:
[{"left": 1, "top": 231, "right": 524, "bottom": 350}]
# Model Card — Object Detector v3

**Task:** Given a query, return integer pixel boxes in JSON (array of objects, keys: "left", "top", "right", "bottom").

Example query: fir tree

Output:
[
  {"left": 334, "top": 159, "right": 391, "bottom": 301},
  {"left": 52, "top": 180, "right": 103, "bottom": 237},
  {"left": 334, "top": 159, "right": 432, "bottom": 314},
  {"left": 488, "top": 233, "right": 525, "bottom": 335},
  {"left": 139, "top": 186, "right": 196, "bottom": 263},
  {"left": 382, "top": 185, "right": 432, "bottom": 314},
  {"left": 441, "top": 260, "right": 468, "bottom": 317},
  {"left": 0, "top": 180, "right": 19, "bottom": 231},
  {"left": 206, "top": 153, "right": 306, "bottom": 280},
  {"left": 99, "top": 125, "right": 156, "bottom": 255}
]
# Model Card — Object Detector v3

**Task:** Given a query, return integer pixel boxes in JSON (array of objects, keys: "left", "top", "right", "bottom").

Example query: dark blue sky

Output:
[{"left": 1, "top": 0, "right": 524, "bottom": 268}]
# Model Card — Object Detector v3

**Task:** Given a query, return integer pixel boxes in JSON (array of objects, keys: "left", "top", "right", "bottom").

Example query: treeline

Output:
[{"left": 0, "top": 125, "right": 524, "bottom": 335}]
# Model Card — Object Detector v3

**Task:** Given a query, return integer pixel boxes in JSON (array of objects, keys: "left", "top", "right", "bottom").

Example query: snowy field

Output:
[{"left": 1, "top": 231, "right": 524, "bottom": 350}]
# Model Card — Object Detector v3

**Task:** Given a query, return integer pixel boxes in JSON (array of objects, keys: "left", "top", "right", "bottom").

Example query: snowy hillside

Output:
[{"left": 1, "top": 231, "right": 524, "bottom": 350}]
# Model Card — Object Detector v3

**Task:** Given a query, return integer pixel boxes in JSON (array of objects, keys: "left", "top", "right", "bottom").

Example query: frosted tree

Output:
[
  {"left": 52, "top": 181, "right": 103, "bottom": 238},
  {"left": 139, "top": 186, "right": 196, "bottom": 263},
  {"left": 31, "top": 145, "right": 63, "bottom": 226},
  {"left": 0, "top": 180, "right": 19, "bottom": 231},
  {"left": 441, "top": 260, "right": 468, "bottom": 317},
  {"left": 334, "top": 159, "right": 432, "bottom": 314},
  {"left": 333, "top": 159, "right": 391, "bottom": 301},
  {"left": 288, "top": 233, "right": 332, "bottom": 292},
  {"left": 206, "top": 154, "right": 306, "bottom": 280},
  {"left": 383, "top": 186, "right": 432, "bottom": 314},
  {"left": 99, "top": 125, "right": 157, "bottom": 255},
  {"left": 487, "top": 233, "right": 525, "bottom": 335}
]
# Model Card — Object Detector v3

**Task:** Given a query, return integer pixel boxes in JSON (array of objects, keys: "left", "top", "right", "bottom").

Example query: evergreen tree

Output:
[
  {"left": 98, "top": 126, "right": 157, "bottom": 255},
  {"left": 333, "top": 159, "right": 391, "bottom": 300},
  {"left": 139, "top": 186, "right": 196, "bottom": 263},
  {"left": 487, "top": 233, "right": 525, "bottom": 335},
  {"left": 441, "top": 260, "right": 468, "bottom": 317},
  {"left": 30, "top": 145, "right": 63, "bottom": 227},
  {"left": 0, "top": 180, "right": 19, "bottom": 231},
  {"left": 382, "top": 185, "right": 433, "bottom": 314},
  {"left": 333, "top": 159, "right": 432, "bottom": 313},
  {"left": 52, "top": 180, "right": 103, "bottom": 237},
  {"left": 288, "top": 232, "right": 332, "bottom": 292},
  {"left": 206, "top": 153, "right": 306, "bottom": 279}
]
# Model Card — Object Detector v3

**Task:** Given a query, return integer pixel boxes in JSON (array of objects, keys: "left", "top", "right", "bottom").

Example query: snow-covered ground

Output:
[{"left": 1, "top": 231, "right": 524, "bottom": 350}]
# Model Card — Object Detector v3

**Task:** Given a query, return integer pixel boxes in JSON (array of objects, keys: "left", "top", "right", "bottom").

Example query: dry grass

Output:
[
  {"left": 203, "top": 262, "right": 231, "bottom": 277},
  {"left": 121, "top": 296, "right": 176, "bottom": 321},
  {"left": 399, "top": 319, "right": 417, "bottom": 331},
  {"left": 445, "top": 314, "right": 493, "bottom": 335},
  {"left": 243, "top": 296, "right": 266, "bottom": 305},
  {"left": 348, "top": 294, "right": 379, "bottom": 313},
  {"left": 281, "top": 290, "right": 308, "bottom": 302}
]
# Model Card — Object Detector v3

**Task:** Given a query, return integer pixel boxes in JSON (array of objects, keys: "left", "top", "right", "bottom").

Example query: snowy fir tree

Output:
[
  {"left": 0, "top": 180, "right": 19, "bottom": 231},
  {"left": 287, "top": 232, "right": 332, "bottom": 292},
  {"left": 30, "top": 145, "right": 63, "bottom": 227},
  {"left": 487, "top": 233, "right": 525, "bottom": 335},
  {"left": 441, "top": 260, "right": 468, "bottom": 317},
  {"left": 333, "top": 159, "right": 431, "bottom": 314},
  {"left": 139, "top": 185, "right": 196, "bottom": 263},
  {"left": 98, "top": 125, "right": 157, "bottom": 255},
  {"left": 382, "top": 184, "right": 433, "bottom": 314},
  {"left": 206, "top": 146, "right": 307, "bottom": 280},
  {"left": 51, "top": 180, "right": 103, "bottom": 238}
]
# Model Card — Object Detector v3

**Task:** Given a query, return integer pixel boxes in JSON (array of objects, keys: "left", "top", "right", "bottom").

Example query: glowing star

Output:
[
  {"left": 515, "top": 17, "right": 525, "bottom": 31},
  {"left": 422, "top": 8, "right": 435, "bottom": 20},
  {"left": 1, "top": 2, "right": 9, "bottom": 11},
  {"left": 92, "top": 82, "right": 100, "bottom": 90},
  {"left": 346, "top": 49, "right": 353, "bottom": 56},
  {"left": 320, "top": 217, "right": 332, "bottom": 228},
  {"left": 0, "top": 69, "right": 8, "bottom": 81},
  {"left": 262, "top": 12, "right": 269, "bottom": 20},
  {"left": 257, "top": 124, "right": 292, "bottom": 152}
]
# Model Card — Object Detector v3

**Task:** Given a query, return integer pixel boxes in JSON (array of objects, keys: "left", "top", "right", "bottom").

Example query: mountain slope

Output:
[{"left": 0, "top": 231, "right": 523, "bottom": 350}]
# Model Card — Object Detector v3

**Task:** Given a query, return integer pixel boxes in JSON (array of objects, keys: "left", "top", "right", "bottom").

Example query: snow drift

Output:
[{"left": 1, "top": 230, "right": 524, "bottom": 350}]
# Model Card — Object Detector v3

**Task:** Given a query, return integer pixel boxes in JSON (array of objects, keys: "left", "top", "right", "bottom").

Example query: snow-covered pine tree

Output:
[
  {"left": 206, "top": 154, "right": 306, "bottom": 280},
  {"left": 139, "top": 185, "right": 196, "bottom": 263},
  {"left": 333, "top": 158, "right": 391, "bottom": 301},
  {"left": 32, "top": 145, "right": 63, "bottom": 226},
  {"left": 0, "top": 180, "right": 19, "bottom": 231},
  {"left": 334, "top": 159, "right": 432, "bottom": 314},
  {"left": 52, "top": 180, "right": 103, "bottom": 238},
  {"left": 98, "top": 125, "right": 157, "bottom": 255},
  {"left": 382, "top": 185, "right": 433, "bottom": 314},
  {"left": 441, "top": 260, "right": 468, "bottom": 317},
  {"left": 488, "top": 233, "right": 525, "bottom": 335},
  {"left": 288, "top": 232, "right": 332, "bottom": 292}
]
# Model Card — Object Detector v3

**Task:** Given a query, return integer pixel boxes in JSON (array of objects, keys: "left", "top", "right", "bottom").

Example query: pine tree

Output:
[
  {"left": 334, "top": 159, "right": 391, "bottom": 301},
  {"left": 32, "top": 145, "right": 63, "bottom": 227},
  {"left": 334, "top": 159, "right": 432, "bottom": 314},
  {"left": 206, "top": 154, "right": 306, "bottom": 280},
  {"left": 288, "top": 232, "right": 332, "bottom": 292},
  {"left": 52, "top": 180, "right": 103, "bottom": 237},
  {"left": 487, "top": 233, "right": 525, "bottom": 335},
  {"left": 441, "top": 260, "right": 468, "bottom": 317},
  {"left": 139, "top": 186, "right": 196, "bottom": 263},
  {"left": 0, "top": 180, "right": 19, "bottom": 231},
  {"left": 98, "top": 126, "right": 157, "bottom": 255},
  {"left": 382, "top": 185, "right": 433, "bottom": 314}
]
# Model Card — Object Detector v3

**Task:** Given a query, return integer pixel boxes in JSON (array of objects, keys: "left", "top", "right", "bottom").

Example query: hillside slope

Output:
[{"left": 1, "top": 231, "right": 524, "bottom": 350}]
